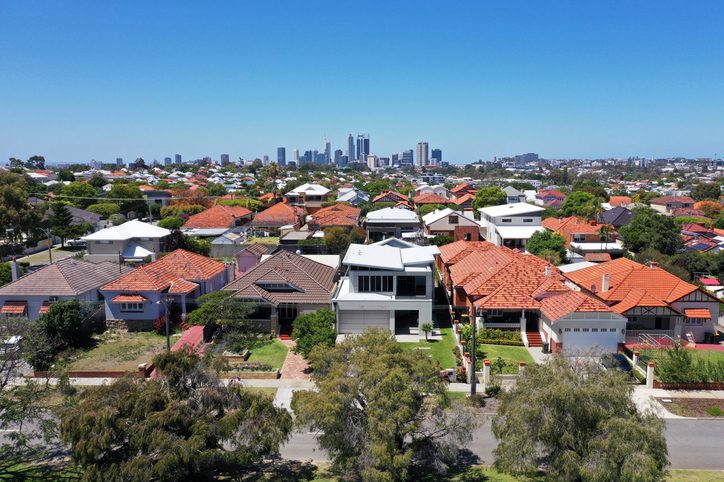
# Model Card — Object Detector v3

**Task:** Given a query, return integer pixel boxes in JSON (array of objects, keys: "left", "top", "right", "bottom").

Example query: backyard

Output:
[
  {"left": 399, "top": 326, "right": 457, "bottom": 369},
  {"left": 246, "top": 339, "right": 289, "bottom": 369},
  {"left": 66, "top": 331, "right": 171, "bottom": 372}
]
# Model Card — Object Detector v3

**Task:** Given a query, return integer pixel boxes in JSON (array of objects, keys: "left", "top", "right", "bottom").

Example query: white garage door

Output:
[
  {"left": 339, "top": 310, "right": 389, "bottom": 334},
  {"left": 561, "top": 328, "right": 618, "bottom": 355}
]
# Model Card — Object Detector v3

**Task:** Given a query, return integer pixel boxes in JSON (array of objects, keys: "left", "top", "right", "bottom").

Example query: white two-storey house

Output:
[{"left": 478, "top": 203, "right": 545, "bottom": 250}]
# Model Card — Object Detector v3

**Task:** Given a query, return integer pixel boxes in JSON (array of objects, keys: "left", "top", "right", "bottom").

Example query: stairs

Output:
[
  {"left": 278, "top": 322, "right": 293, "bottom": 341},
  {"left": 526, "top": 331, "right": 543, "bottom": 348}
]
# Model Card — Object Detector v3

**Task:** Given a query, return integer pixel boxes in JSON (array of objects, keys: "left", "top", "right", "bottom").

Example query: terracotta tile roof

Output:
[
  {"left": 452, "top": 193, "right": 475, "bottom": 205},
  {"left": 671, "top": 207, "right": 705, "bottom": 217},
  {"left": 101, "top": 249, "right": 226, "bottom": 293},
  {"left": 539, "top": 291, "right": 613, "bottom": 321},
  {"left": 250, "top": 202, "right": 303, "bottom": 228},
  {"left": 536, "top": 190, "right": 566, "bottom": 199},
  {"left": 223, "top": 250, "right": 336, "bottom": 305},
  {"left": 608, "top": 196, "right": 632, "bottom": 207},
  {"left": 372, "top": 191, "right": 408, "bottom": 203},
  {"left": 438, "top": 240, "right": 500, "bottom": 265},
  {"left": 684, "top": 308, "right": 711, "bottom": 319},
  {"left": 413, "top": 193, "right": 452, "bottom": 205},
  {"left": 563, "top": 257, "right": 708, "bottom": 314},
  {"left": 584, "top": 252, "right": 612, "bottom": 262},
  {"left": 239, "top": 243, "right": 276, "bottom": 257},
  {"left": 681, "top": 223, "right": 712, "bottom": 234},
  {"left": 451, "top": 183, "right": 475, "bottom": 193},
  {"left": 308, "top": 203, "right": 361, "bottom": 229},
  {"left": 541, "top": 216, "right": 614, "bottom": 246},
  {"left": 111, "top": 294, "right": 148, "bottom": 303},
  {"left": 0, "top": 259, "right": 134, "bottom": 296},
  {"left": 182, "top": 205, "right": 252, "bottom": 229},
  {"left": 0, "top": 301, "right": 27, "bottom": 314},
  {"left": 167, "top": 279, "right": 199, "bottom": 294},
  {"left": 651, "top": 195, "right": 694, "bottom": 205}
]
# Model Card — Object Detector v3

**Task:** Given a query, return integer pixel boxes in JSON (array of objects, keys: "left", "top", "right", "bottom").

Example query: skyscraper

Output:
[
  {"left": 116, "top": 157, "right": 123, "bottom": 167},
  {"left": 402, "top": 150, "right": 413, "bottom": 165},
  {"left": 324, "top": 137, "right": 331, "bottom": 164},
  {"left": 292, "top": 149, "right": 299, "bottom": 161},
  {"left": 277, "top": 147, "right": 286, "bottom": 166},
  {"left": 334, "top": 149, "right": 343, "bottom": 164},
  {"left": 431, "top": 148, "right": 442, "bottom": 165},
  {"left": 174, "top": 154, "right": 182, "bottom": 164},
  {"left": 356, "top": 134, "right": 370, "bottom": 164},
  {"left": 416, "top": 142, "right": 429, "bottom": 167},
  {"left": 220, "top": 154, "right": 230, "bottom": 165},
  {"left": 367, "top": 154, "right": 378, "bottom": 170},
  {"left": 164, "top": 157, "right": 172, "bottom": 166},
  {"left": 347, "top": 133, "right": 355, "bottom": 162}
]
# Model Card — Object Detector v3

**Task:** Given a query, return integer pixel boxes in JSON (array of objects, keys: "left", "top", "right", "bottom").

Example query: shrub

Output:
[
  {"left": 160, "top": 204, "right": 206, "bottom": 218},
  {"left": 292, "top": 309, "right": 336, "bottom": 358},
  {"left": 486, "top": 384, "right": 502, "bottom": 398},
  {"left": 158, "top": 216, "right": 185, "bottom": 230},
  {"left": 86, "top": 203, "right": 120, "bottom": 218}
]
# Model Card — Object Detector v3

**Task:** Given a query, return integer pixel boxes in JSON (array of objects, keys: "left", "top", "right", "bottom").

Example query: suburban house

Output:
[
  {"left": 222, "top": 250, "right": 337, "bottom": 337},
  {"left": 681, "top": 223, "right": 723, "bottom": 253},
  {"left": 336, "top": 186, "right": 370, "bottom": 206},
  {"left": 307, "top": 203, "right": 361, "bottom": 231},
  {"left": 598, "top": 206, "right": 633, "bottom": 229},
  {"left": 541, "top": 217, "right": 623, "bottom": 261},
  {"left": 284, "top": 183, "right": 331, "bottom": 214},
  {"left": 422, "top": 208, "right": 480, "bottom": 241},
  {"left": 82, "top": 220, "right": 171, "bottom": 263},
  {"left": 0, "top": 258, "right": 133, "bottom": 320},
  {"left": 181, "top": 205, "right": 253, "bottom": 238},
  {"left": 210, "top": 231, "right": 247, "bottom": 258},
  {"left": 414, "top": 184, "right": 449, "bottom": 198},
  {"left": 365, "top": 206, "right": 422, "bottom": 241},
  {"left": 249, "top": 202, "right": 305, "bottom": 236},
  {"left": 563, "top": 257, "right": 720, "bottom": 343},
  {"left": 100, "top": 249, "right": 232, "bottom": 330},
  {"left": 650, "top": 195, "right": 695, "bottom": 215},
  {"left": 372, "top": 190, "right": 409, "bottom": 205},
  {"left": 502, "top": 186, "right": 526, "bottom": 204},
  {"left": 139, "top": 185, "right": 173, "bottom": 207},
  {"left": 535, "top": 189, "right": 567, "bottom": 208},
  {"left": 450, "top": 183, "right": 477, "bottom": 199},
  {"left": 234, "top": 243, "right": 277, "bottom": 274},
  {"left": 413, "top": 192, "right": 453, "bottom": 207},
  {"left": 452, "top": 193, "right": 476, "bottom": 212},
  {"left": 478, "top": 203, "right": 545, "bottom": 250},
  {"left": 605, "top": 196, "right": 632, "bottom": 209},
  {"left": 333, "top": 239, "right": 440, "bottom": 335},
  {"left": 436, "top": 240, "right": 627, "bottom": 354},
  {"left": 39, "top": 203, "right": 103, "bottom": 231}
]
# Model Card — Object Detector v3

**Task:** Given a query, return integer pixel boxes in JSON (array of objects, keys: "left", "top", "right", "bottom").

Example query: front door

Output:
[
  {"left": 278, "top": 304, "right": 298, "bottom": 337},
  {"left": 654, "top": 317, "right": 663, "bottom": 330}
]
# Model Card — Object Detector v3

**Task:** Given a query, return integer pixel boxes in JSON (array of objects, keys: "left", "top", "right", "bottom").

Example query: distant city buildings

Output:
[
  {"left": 367, "top": 154, "right": 378, "bottom": 170},
  {"left": 164, "top": 157, "right": 172, "bottom": 166},
  {"left": 356, "top": 134, "right": 370, "bottom": 164},
  {"left": 174, "top": 154, "right": 182, "bottom": 164},
  {"left": 347, "top": 133, "right": 355, "bottom": 162},
  {"left": 334, "top": 149, "right": 343, "bottom": 164},
  {"left": 417, "top": 142, "right": 429, "bottom": 167},
  {"left": 116, "top": 158, "right": 123, "bottom": 167},
  {"left": 220, "top": 154, "right": 230, "bottom": 165},
  {"left": 431, "top": 148, "right": 442, "bottom": 165},
  {"left": 292, "top": 149, "right": 299, "bottom": 161},
  {"left": 402, "top": 149, "right": 414, "bottom": 166},
  {"left": 277, "top": 147, "right": 286, "bottom": 166},
  {"left": 324, "top": 138, "right": 331, "bottom": 164},
  {"left": 514, "top": 153, "right": 539, "bottom": 165}
]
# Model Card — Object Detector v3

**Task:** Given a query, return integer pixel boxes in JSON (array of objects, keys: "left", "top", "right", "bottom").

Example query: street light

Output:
[{"left": 156, "top": 298, "right": 171, "bottom": 352}]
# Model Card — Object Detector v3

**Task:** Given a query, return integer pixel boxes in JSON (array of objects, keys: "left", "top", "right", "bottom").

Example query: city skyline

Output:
[{"left": 1, "top": 1, "right": 724, "bottom": 162}]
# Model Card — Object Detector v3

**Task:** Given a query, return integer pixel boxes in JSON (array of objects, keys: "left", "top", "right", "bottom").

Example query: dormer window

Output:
[
  {"left": 448, "top": 215, "right": 459, "bottom": 225},
  {"left": 255, "top": 281, "right": 300, "bottom": 292}
]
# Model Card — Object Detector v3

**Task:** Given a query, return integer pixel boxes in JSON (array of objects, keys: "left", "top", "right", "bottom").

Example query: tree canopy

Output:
[
  {"left": 472, "top": 186, "right": 507, "bottom": 216},
  {"left": 59, "top": 182, "right": 99, "bottom": 209},
  {"left": 492, "top": 356, "right": 668, "bottom": 481},
  {"left": 691, "top": 182, "right": 721, "bottom": 201},
  {"left": 561, "top": 191, "right": 599, "bottom": 218},
  {"left": 291, "top": 329, "right": 479, "bottom": 481},
  {"left": 526, "top": 230, "right": 566, "bottom": 264},
  {"left": 619, "top": 207, "right": 682, "bottom": 255},
  {"left": 291, "top": 308, "right": 337, "bottom": 358}
]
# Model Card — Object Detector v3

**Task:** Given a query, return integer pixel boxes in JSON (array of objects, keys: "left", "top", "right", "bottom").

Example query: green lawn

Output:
[
  {"left": 639, "top": 348, "right": 724, "bottom": 364},
  {"left": 479, "top": 344, "right": 536, "bottom": 374},
  {"left": 19, "top": 248, "right": 79, "bottom": 265},
  {"left": 246, "top": 236, "right": 280, "bottom": 245},
  {"left": 399, "top": 327, "right": 457, "bottom": 369},
  {"left": 244, "top": 387, "right": 278, "bottom": 399},
  {"left": 668, "top": 470, "right": 724, "bottom": 481},
  {"left": 246, "top": 339, "right": 289, "bottom": 369},
  {"left": 67, "top": 331, "right": 169, "bottom": 371}
]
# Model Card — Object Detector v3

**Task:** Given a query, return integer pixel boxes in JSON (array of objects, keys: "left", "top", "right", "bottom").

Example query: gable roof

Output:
[
  {"left": 413, "top": 193, "right": 452, "bottom": 205},
  {"left": 651, "top": 195, "right": 694, "bottom": 205},
  {"left": 372, "top": 191, "right": 409, "bottom": 203},
  {"left": 451, "top": 183, "right": 475, "bottom": 193},
  {"left": 366, "top": 206, "right": 420, "bottom": 222},
  {"left": 101, "top": 249, "right": 226, "bottom": 292},
  {"left": 223, "top": 250, "right": 336, "bottom": 305},
  {"left": 250, "top": 202, "right": 304, "bottom": 228},
  {"left": 83, "top": 220, "right": 171, "bottom": 241},
  {"left": 452, "top": 193, "right": 476, "bottom": 206},
  {"left": 308, "top": 203, "right": 361, "bottom": 229},
  {"left": 600, "top": 206, "right": 633, "bottom": 226},
  {"left": 182, "top": 205, "right": 252, "bottom": 229},
  {"left": 608, "top": 196, "right": 632, "bottom": 207},
  {"left": 422, "top": 208, "right": 478, "bottom": 226},
  {"left": 0, "top": 258, "right": 134, "bottom": 296},
  {"left": 285, "top": 183, "right": 330, "bottom": 196},
  {"left": 539, "top": 291, "right": 613, "bottom": 321},
  {"left": 438, "top": 240, "right": 500, "bottom": 265}
]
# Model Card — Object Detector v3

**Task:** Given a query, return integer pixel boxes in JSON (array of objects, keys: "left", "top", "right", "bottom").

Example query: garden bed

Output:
[
  {"left": 63, "top": 331, "right": 170, "bottom": 372},
  {"left": 657, "top": 398, "right": 724, "bottom": 418}
]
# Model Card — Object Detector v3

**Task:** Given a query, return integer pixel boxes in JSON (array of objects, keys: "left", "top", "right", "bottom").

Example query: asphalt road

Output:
[{"left": 281, "top": 419, "right": 724, "bottom": 470}]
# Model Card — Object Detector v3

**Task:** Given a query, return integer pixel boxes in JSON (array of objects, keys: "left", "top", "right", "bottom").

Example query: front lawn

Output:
[
  {"left": 399, "top": 327, "right": 457, "bottom": 369},
  {"left": 66, "top": 331, "right": 170, "bottom": 372},
  {"left": 246, "top": 339, "right": 289, "bottom": 369},
  {"left": 639, "top": 348, "right": 724, "bottom": 364},
  {"left": 244, "top": 387, "right": 278, "bottom": 399},
  {"left": 479, "top": 344, "right": 536, "bottom": 374}
]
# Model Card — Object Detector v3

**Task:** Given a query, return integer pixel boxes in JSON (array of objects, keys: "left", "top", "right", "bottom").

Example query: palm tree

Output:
[{"left": 598, "top": 224, "right": 613, "bottom": 250}]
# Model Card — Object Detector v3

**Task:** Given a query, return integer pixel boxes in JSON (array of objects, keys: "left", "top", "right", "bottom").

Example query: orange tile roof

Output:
[
  {"left": 372, "top": 191, "right": 409, "bottom": 203},
  {"left": 0, "top": 301, "right": 26, "bottom": 314},
  {"left": 539, "top": 291, "right": 613, "bottom": 321},
  {"left": 413, "top": 193, "right": 452, "bottom": 205},
  {"left": 541, "top": 216, "right": 614, "bottom": 247},
  {"left": 309, "top": 203, "right": 361, "bottom": 229},
  {"left": 608, "top": 196, "right": 632, "bottom": 207},
  {"left": 651, "top": 195, "right": 694, "bottom": 205},
  {"left": 452, "top": 193, "right": 475, "bottom": 205},
  {"left": 584, "top": 253, "right": 612, "bottom": 262},
  {"left": 684, "top": 308, "right": 711, "bottom": 319},
  {"left": 111, "top": 294, "right": 148, "bottom": 303},
  {"left": 451, "top": 183, "right": 475, "bottom": 193},
  {"left": 438, "top": 240, "right": 500, "bottom": 265},
  {"left": 101, "top": 249, "right": 226, "bottom": 293},
  {"left": 183, "top": 205, "right": 252, "bottom": 229},
  {"left": 250, "top": 202, "right": 304, "bottom": 228}
]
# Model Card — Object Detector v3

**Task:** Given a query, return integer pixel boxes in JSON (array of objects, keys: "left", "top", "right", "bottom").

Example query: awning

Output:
[
  {"left": 1, "top": 301, "right": 27, "bottom": 315},
  {"left": 38, "top": 302, "right": 52, "bottom": 315},
  {"left": 684, "top": 308, "right": 711, "bottom": 319},
  {"left": 111, "top": 294, "right": 147, "bottom": 303}
]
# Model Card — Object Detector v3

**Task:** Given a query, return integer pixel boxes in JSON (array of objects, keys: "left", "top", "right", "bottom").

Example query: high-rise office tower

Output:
[
  {"left": 116, "top": 158, "right": 123, "bottom": 167},
  {"left": 356, "top": 134, "right": 370, "bottom": 164},
  {"left": 220, "top": 154, "right": 230, "bottom": 165},
  {"left": 402, "top": 150, "right": 413, "bottom": 165},
  {"left": 391, "top": 153, "right": 399, "bottom": 165},
  {"left": 334, "top": 149, "right": 343, "bottom": 164},
  {"left": 324, "top": 138, "right": 331, "bottom": 164},
  {"left": 416, "top": 142, "right": 429, "bottom": 167},
  {"left": 262, "top": 155, "right": 269, "bottom": 165},
  {"left": 174, "top": 154, "right": 182, "bottom": 164},
  {"left": 347, "top": 133, "right": 355, "bottom": 162},
  {"left": 431, "top": 148, "right": 442, "bottom": 165},
  {"left": 164, "top": 157, "right": 172, "bottom": 165},
  {"left": 277, "top": 147, "right": 286, "bottom": 166},
  {"left": 367, "top": 154, "right": 378, "bottom": 170},
  {"left": 292, "top": 149, "right": 299, "bottom": 161}
]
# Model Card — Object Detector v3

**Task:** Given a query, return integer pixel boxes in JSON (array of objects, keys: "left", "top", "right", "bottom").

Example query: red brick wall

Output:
[{"left": 454, "top": 225, "right": 480, "bottom": 241}]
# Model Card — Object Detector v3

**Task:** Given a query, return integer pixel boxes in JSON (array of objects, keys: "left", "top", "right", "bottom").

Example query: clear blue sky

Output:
[{"left": 1, "top": 1, "right": 723, "bottom": 164}]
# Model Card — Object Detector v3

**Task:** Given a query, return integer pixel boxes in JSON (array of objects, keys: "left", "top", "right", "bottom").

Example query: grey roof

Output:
[
  {"left": 41, "top": 205, "right": 103, "bottom": 225},
  {"left": 600, "top": 207, "right": 633, "bottom": 227},
  {"left": 0, "top": 258, "right": 134, "bottom": 296}
]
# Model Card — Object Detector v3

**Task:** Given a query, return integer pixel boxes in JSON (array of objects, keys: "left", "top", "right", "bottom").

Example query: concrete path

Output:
[
  {"left": 526, "top": 346, "right": 549, "bottom": 364},
  {"left": 632, "top": 387, "right": 724, "bottom": 419}
]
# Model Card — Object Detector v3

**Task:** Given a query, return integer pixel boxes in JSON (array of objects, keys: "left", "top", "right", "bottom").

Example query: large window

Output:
[
  {"left": 358, "top": 275, "right": 393, "bottom": 293},
  {"left": 396, "top": 276, "right": 426, "bottom": 296},
  {"left": 120, "top": 302, "right": 144, "bottom": 312},
  {"left": 448, "top": 215, "right": 459, "bottom": 225},
  {"left": 572, "top": 233, "right": 586, "bottom": 242}
]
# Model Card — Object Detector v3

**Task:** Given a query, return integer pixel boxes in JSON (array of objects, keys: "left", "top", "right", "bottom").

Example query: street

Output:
[{"left": 281, "top": 419, "right": 724, "bottom": 470}]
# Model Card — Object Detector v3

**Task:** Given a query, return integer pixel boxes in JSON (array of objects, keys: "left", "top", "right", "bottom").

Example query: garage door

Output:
[
  {"left": 561, "top": 328, "right": 618, "bottom": 355},
  {"left": 339, "top": 310, "right": 389, "bottom": 334}
]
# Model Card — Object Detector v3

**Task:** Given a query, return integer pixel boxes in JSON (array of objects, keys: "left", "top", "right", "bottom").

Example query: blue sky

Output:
[{"left": 1, "top": 1, "right": 723, "bottom": 164}]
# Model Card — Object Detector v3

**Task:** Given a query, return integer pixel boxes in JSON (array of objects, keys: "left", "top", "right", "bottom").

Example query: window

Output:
[
  {"left": 573, "top": 328, "right": 581, "bottom": 332},
  {"left": 396, "top": 276, "right": 426, "bottom": 296},
  {"left": 256, "top": 282, "right": 299, "bottom": 292},
  {"left": 358, "top": 275, "right": 393, "bottom": 293},
  {"left": 120, "top": 302, "right": 144, "bottom": 312},
  {"left": 564, "top": 327, "right": 571, "bottom": 332},
  {"left": 489, "top": 309, "right": 503, "bottom": 316},
  {"left": 572, "top": 234, "right": 586, "bottom": 242},
  {"left": 448, "top": 215, "right": 459, "bottom": 225},
  {"left": 582, "top": 328, "right": 590, "bottom": 332},
  {"left": 463, "top": 233, "right": 472, "bottom": 241},
  {"left": 685, "top": 317, "right": 703, "bottom": 326},
  {"left": 591, "top": 328, "right": 598, "bottom": 332},
  {"left": 96, "top": 240, "right": 112, "bottom": 244},
  {"left": 610, "top": 328, "right": 617, "bottom": 332},
  {"left": 523, "top": 218, "right": 533, "bottom": 223},
  {"left": 501, "top": 218, "right": 512, "bottom": 223}
]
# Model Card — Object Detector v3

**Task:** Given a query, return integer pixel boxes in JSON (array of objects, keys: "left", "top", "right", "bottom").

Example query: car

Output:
[
  {"left": 2, "top": 335, "right": 22, "bottom": 353},
  {"left": 66, "top": 239, "right": 87, "bottom": 247}
]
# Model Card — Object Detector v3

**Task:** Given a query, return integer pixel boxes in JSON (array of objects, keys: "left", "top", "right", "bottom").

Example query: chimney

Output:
[
  {"left": 544, "top": 265, "right": 552, "bottom": 277},
  {"left": 648, "top": 261, "right": 658, "bottom": 269},
  {"left": 10, "top": 257, "right": 19, "bottom": 282},
  {"left": 601, "top": 274, "right": 610, "bottom": 293},
  {"left": 151, "top": 251, "right": 158, "bottom": 262}
]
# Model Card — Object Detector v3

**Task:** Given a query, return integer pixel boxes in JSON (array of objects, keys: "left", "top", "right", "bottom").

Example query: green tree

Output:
[
  {"left": 430, "top": 234, "right": 454, "bottom": 246},
  {"left": 620, "top": 207, "right": 682, "bottom": 255},
  {"left": 56, "top": 169, "right": 75, "bottom": 182},
  {"left": 0, "top": 172, "right": 38, "bottom": 242},
  {"left": 561, "top": 191, "right": 599, "bottom": 218},
  {"left": 185, "top": 291, "right": 251, "bottom": 331},
  {"left": 24, "top": 300, "right": 92, "bottom": 370},
  {"left": 48, "top": 202, "right": 90, "bottom": 246},
  {"left": 472, "top": 186, "right": 507, "bottom": 218},
  {"left": 107, "top": 183, "right": 146, "bottom": 214},
  {"left": 218, "top": 198, "right": 264, "bottom": 211},
  {"left": 323, "top": 227, "right": 351, "bottom": 254},
  {"left": 634, "top": 249, "right": 691, "bottom": 281},
  {"left": 158, "top": 215, "right": 185, "bottom": 230},
  {"left": 492, "top": 356, "right": 668, "bottom": 481},
  {"left": 572, "top": 179, "right": 609, "bottom": 201},
  {"left": 291, "top": 329, "right": 479, "bottom": 481},
  {"left": 691, "top": 182, "right": 721, "bottom": 201},
  {"left": 526, "top": 230, "right": 566, "bottom": 264},
  {"left": 0, "top": 262, "right": 22, "bottom": 286},
  {"left": 25, "top": 155, "right": 46, "bottom": 170},
  {"left": 61, "top": 350, "right": 292, "bottom": 482},
  {"left": 205, "top": 182, "right": 228, "bottom": 197},
  {"left": 292, "top": 309, "right": 337, "bottom": 358},
  {"left": 59, "top": 182, "right": 99, "bottom": 208},
  {"left": 88, "top": 174, "right": 107, "bottom": 189},
  {"left": 85, "top": 202, "right": 120, "bottom": 218}
]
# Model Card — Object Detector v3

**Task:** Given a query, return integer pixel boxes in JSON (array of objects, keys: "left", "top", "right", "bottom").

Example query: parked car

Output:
[{"left": 67, "top": 239, "right": 87, "bottom": 247}]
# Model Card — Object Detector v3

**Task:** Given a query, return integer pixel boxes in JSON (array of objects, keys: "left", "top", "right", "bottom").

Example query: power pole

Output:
[{"left": 471, "top": 307, "right": 477, "bottom": 396}]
